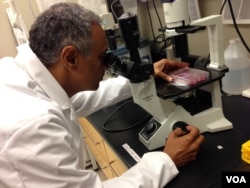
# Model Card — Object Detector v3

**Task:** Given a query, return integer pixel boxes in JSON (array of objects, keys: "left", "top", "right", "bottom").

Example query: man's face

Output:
[{"left": 74, "top": 23, "right": 108, "bottom": 92}]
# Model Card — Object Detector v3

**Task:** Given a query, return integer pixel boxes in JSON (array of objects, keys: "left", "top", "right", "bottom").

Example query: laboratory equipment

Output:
[
  {"left": 222, "top": 39, "right": 250, "bottom": 95},
  {"left": 161, "top": 0, "right": 204, "bottom": 62},
  {"left": 107, "top": 0, "right": 232, "bottom": 150}
]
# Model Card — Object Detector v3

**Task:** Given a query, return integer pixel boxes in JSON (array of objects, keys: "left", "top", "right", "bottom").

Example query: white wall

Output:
[
  {"left": 1, "top": 0, "right": 250, "bottom": 58},
  {"left": 0, "top": 1, "right": 17, "bottom": 57}
]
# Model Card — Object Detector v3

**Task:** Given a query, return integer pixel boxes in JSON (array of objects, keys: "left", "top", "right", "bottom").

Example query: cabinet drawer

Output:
[
  {"left": 79, "top": 117, "right": 128, "bottom": 178},
  {"left": 79, "top": 118, "right": 102, "bottom": 145},
  {"left": 110, "top": 160, "right": 128, "bottom": 176},
  {"left": 84, "top": 136, "right": 108, "bottom": 169}
]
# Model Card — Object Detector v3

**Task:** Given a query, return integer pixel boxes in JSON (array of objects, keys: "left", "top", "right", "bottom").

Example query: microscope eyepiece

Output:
[
  {"left": 103, "top": 52, "right": 120, "bottom": 67},
  {"left": 103, "top": 52, "right": 127, "bottom": 73}
]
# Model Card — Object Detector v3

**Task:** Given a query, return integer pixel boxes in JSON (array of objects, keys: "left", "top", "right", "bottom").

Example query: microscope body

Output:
[
  {"left": 108, "top": 0, "right": 232, "bottom": 150},
  {"left": 131, "top": 75, "right": 232, "bottom": 150}
]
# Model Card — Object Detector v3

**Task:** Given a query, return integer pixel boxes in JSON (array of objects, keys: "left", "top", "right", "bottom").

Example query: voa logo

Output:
[{"left": 226, "top": 176, "right": 247, "bottom": 184}]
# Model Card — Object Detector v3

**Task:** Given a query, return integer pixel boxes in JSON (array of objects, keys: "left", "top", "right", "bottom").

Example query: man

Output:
[{"left": 0, "top": 2, "right": 204, "bottom": 188}]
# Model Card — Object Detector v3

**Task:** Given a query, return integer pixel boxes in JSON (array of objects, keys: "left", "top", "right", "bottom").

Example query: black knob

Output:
[
  {"left": 172, "top": 121, "right": 190, "bottom": 134},
  {"left": 145, "top": 122, "right": 157, "bottom": 135}
]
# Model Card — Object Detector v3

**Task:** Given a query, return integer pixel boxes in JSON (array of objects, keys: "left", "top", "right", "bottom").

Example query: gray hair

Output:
[{"left": 29, "top": 2, "right": 102, "bottom": 66}]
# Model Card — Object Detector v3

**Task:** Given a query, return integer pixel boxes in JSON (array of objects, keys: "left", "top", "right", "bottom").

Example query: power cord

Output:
[
  {"left": 102, "top": 99, "right": 151, "bottom": 132},
  {"left": 227, "top": 0, "right": 250, "bottom": 54},
  {"left": 111, "top": 0, "right": 119, "bottom": 20},
  {"left": 220, "top": 0, "right": 228, "bottom": 14},
  {"left": 220, "top": 0, "right": 250, "bottom": 54},
  {"left": 146, "top": 0, "right": 171, "bottom": 60}
]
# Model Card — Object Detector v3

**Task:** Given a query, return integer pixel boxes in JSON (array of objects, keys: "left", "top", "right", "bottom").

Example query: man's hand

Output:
[
  {"left": 163, "top": 125, "right": 205, "bottom": 167},
  {"left": 153, "top": 59, "right": 188, "bottom": 82}
]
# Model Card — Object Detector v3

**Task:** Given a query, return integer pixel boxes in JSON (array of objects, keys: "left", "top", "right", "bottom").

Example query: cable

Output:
[
  {"left": 146, "top": 0, "right": 172, "bottom": 60},
  {"left": 226, "top": 0, "right": 250, "bottom": 54},
  {"left": 220, "top": 0, "right": 228, "bottom": 15},
  {"left": 146, "top": 0, "right": 156, "bottom": 39},
  {"left": 152, "top": 0, "right": 168, "bottom": 45},
  {"left": 102, "top": 99, "right": 151, "bottom": 132},
  {"left": 111, "top": 0, "right": 119, "bottom": 20},
  {"left": 152, "top": 0, "right": 163, "bottom": 29}
]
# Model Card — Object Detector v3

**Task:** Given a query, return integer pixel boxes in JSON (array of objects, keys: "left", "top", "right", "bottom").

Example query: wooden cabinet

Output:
[{"left": 78, "top": 117, "right": 128, "bottom": 179}]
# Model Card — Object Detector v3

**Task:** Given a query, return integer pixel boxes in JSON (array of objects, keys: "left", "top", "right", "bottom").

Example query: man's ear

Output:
[{"left": 61, "top": 46, "right": 78, "bottom": 70}]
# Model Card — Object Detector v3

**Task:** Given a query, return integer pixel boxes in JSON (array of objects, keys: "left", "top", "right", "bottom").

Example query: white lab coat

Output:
[{"left": 0, "top": 44, "right": 178, "bottom": 188}]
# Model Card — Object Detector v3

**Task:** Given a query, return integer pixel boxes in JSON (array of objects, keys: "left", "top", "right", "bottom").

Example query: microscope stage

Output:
[{"left": 155, "top": 68, "right": 225, "bottom": 99}]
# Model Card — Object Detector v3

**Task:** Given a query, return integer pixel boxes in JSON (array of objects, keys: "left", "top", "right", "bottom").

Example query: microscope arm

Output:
[{"left": 191, "top": 15, "right": 227, "bottom": 71}]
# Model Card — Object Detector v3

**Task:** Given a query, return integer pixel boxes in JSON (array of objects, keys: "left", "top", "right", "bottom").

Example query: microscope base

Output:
[{"left": 139, "top": 105, "right": 232, "bottom": 151}]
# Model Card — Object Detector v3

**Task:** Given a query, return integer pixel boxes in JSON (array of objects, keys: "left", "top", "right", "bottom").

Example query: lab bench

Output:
[{"left": 79, "top": 94, "right": 250, "bottom": 187}]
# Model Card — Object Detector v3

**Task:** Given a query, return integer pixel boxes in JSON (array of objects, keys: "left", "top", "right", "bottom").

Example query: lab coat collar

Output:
[{"left": 15, "top": 43, "right": 72, "bottom": 111}]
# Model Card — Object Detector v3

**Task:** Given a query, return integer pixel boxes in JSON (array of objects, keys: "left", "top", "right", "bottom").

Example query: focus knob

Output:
[{"left": 145, "top": 122, "right": 157, "bottom": 135}]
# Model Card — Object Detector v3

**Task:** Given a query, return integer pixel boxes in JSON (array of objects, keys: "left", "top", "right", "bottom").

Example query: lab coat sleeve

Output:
[
  {"left": 103, "top": 152, "right": 178, "bottom": 188},
  {"left": 71, "top": 76, "right": 132, "bottom": 117}
]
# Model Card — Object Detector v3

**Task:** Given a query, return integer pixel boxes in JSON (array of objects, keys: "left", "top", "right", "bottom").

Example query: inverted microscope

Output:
[{"left": 106, "top": 0, "right": 233, "bottom": 150}]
